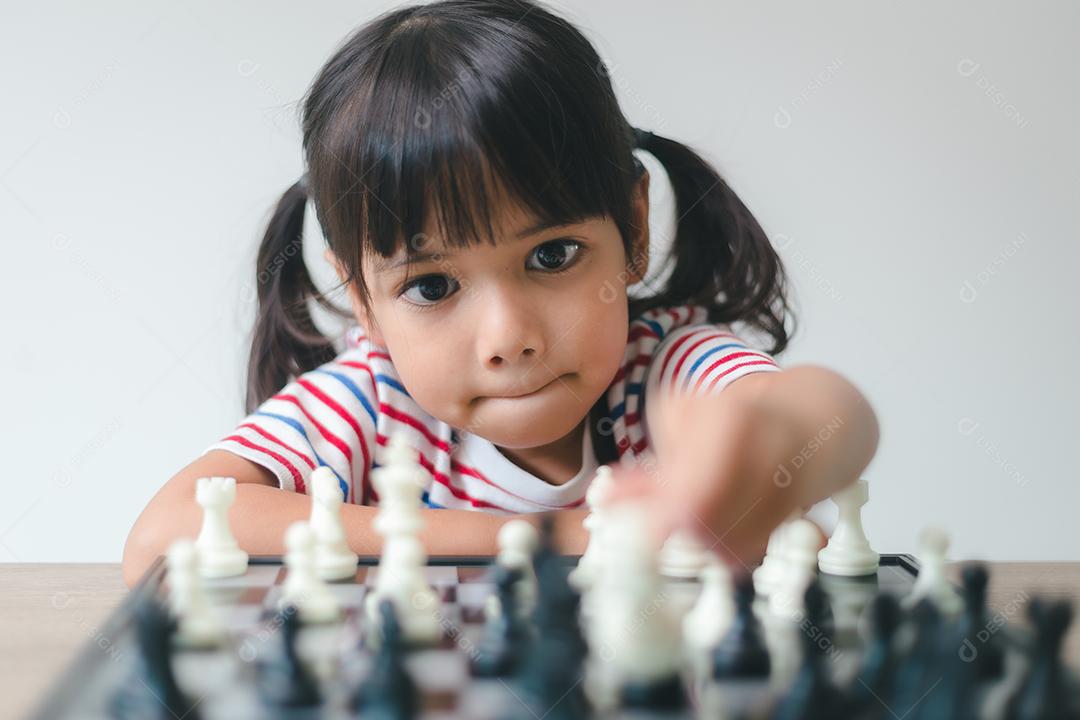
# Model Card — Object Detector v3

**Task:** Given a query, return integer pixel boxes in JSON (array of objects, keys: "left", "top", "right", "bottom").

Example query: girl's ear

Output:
[
  {"left": 625, "top": 169, "right": 651, "bottom": 285},
  {"left": 323, "top": 248, "right": 387, "bottom": 347}
]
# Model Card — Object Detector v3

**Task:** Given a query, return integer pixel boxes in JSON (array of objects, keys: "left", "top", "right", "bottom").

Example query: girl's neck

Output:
[{"left": 492, "top": 416, "right": 588, "bottom": 487}]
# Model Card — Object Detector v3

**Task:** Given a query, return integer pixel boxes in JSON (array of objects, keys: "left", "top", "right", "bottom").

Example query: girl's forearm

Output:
[{"left": 123, "top": 474, "right": 587, "bottom": 588}]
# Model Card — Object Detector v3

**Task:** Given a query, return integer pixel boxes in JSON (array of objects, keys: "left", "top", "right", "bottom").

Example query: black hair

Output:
[{"left": 246, "top": 0, "right": 793, "bottom": 413}]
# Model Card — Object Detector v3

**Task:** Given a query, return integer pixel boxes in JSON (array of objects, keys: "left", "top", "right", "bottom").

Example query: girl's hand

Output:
[{"left": 609, "top": 387, "right": 824, "bottom": 567}]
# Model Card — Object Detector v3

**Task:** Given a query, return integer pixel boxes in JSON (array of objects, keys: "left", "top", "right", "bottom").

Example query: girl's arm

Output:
[
  {"left": 121, "top": 450, "right": 588, "bottom": 588},
  {"left": 618, "top": 365, "right": 879, "bottom": 565}
]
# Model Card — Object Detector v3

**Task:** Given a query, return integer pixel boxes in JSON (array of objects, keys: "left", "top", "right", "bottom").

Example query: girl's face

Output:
[{"left": 335, "top": 175, "right": 650, "bottom": 452}]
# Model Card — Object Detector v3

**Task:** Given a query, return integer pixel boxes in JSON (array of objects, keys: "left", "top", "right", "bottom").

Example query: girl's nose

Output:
[{"left": 476, "top": 294, "right": 547, "bottom": 370}]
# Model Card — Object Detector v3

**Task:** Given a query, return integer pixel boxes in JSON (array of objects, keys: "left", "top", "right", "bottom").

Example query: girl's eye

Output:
[
  {"left": 526, "top": 239, "right": 584, "bottom": 272},
  {"left": 400, "top": 275, "right": 458, "bottom": 306}
]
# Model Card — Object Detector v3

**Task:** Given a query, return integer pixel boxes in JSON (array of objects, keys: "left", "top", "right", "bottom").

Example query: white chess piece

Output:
[
  {"left": 166, "top": 539, "right": 223, "bottom": 647},
  {"left": 569, "top": 466, "right": 615, "bottom": 591},
  {"left": 590, "top": 503, "right": 683, "bottom": 688},
  {"left": 194, "top": 476, "right": 249, "bottom": 578},
  {"left": 658, "top": 528, "right": 711, "bottom": 579},
  {"left": 364, "top": 431, "right": 441, "bottom": 645},
  {"left": 682, "top": 555, "right": 734, "bottom": 656},
  {"left": 903, "top": 526, "right": 961, "bottom": 615},
  {"left": 280, "top": 522, "right": 340, "bottom": 623},
  {"left": 818, "top": 479, "right": 879, "bottom": 576},
  {"left": 768, "top": 519, "right": 821, "bottom": 622},
  {"left": 496, "top": 519, "right": 539, "bottom": 618},
  {"left": 309, "top": 467, "right": 359, "bottom": 581},
  {"left": 753, "top": 510, "right": 802, "bottom": 597},
  {"left": 365, "top": 535, "right": 441, "bottom": 646}
]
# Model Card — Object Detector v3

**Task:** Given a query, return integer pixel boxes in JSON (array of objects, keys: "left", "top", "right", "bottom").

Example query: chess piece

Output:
[
  {"left": 754, "top": 512, "right": 799, "bottom": 596},
  {"left": 109, "top": 596, "right": 201, "bottom": 720},
  {"left": 770, "top": 581, "right": 843, "bottom": 720},
  {"left": 590, "top": 503, "right": 686, "bottom": 709},
  {"left": 256, "top": 604, "right": 320, "bottom": 709},
  {"left": 309, "top": 467, "right": 358, "bottom": 581},
  {"left": 280, "top": 522, "right": 340, "bottom": 623},
  {"left": 903, "top": 526, "right": 961, "bottom": 615},
  {"left": 471, "top": 564, "right": 528, "bottom": 677},
  {"left": 365, "top": 432, "right": 441, "bottom": 646},
  {"left": 818, "top": 479, "right": 879, "bottom": 576},
  {"left": 165, "top": 539, "right": 223, "bottom": 647},
  {"left": 713, "top": 572, "right": 771, "bottom": 679},
  {"left": 658, "top": 527, "right": 711, "bottom": 579},
  {"left": 194, "top": 476, "right": 248, "bottom": 578},
  {"left": 958, "top": 563, "right": 1004, "bottom": 681},
  {"left": 844, "top": 592, "right": 901, "bottom": 715},
  {"left": 352, "top": 599, "right": 420, "bottom": 719},
  {"left": 568, "top": 465, "right": 614, "bottom": 591},
  {"left": 683, "top": 555, "right": 735, "bottom": 657},
  {"left": 497, "top": 519, "right": 539, "bottom": 618},
  {"left": 889, "top": 599, "right": 945, "bottom": 719},
  {"left": 1006, "top": 598, "right": 1075, "bottom": 720},
  {"left": 365, "top": 535, "right": 441, "bottom": 647},
  {"left": 768, "top": 519, "right": 821, "bottom": 621}
]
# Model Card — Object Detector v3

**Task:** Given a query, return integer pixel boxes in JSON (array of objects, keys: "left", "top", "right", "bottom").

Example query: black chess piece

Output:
[
  {"left": 507, "top": 513, "right": 590, "bottom": 720},
  {"left": 256, "top": 604, "right": 321, "bottom": 709},
  {"left": 713, "top": 572, "right": 771, "bottom": 679},
  {"left": 887, "top": 599, "right": 945, "bottom": 720},
  {"left": 958, "top": 563, "right": 1005, "bottom": 681},
  {"left": 770, "top": 580, "right": 843, "bottom": 720},
  {"left": 351, "top": 599, "right": 419, "bottom": 720},
  {"left": 843, "top": 592, "right": 902, "bottom": 718},
  {"left": 471, "top": 564, "right": 528, "bottom": 677},
  {"left": 109, "top": 595, "right": 202, "bottom": 720},
  {"left": 1006, "top": 597, "right": 1076, "bottom": 720}
]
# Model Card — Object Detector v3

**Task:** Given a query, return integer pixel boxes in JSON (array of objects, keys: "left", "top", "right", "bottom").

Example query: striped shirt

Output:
[{"left": 203, "top": 304, "right": 781, "bottom": 514}]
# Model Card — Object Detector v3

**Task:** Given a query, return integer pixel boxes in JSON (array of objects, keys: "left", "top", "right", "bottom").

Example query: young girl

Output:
[{"left": 122, "top": 0, "right": 878, "bottom": 587}]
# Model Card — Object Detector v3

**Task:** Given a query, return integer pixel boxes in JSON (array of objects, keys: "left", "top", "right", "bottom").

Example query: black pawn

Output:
[
  {"left": 958, "top": 563, "right": 1004, "bottom": 681},
  {"left": 844, "top": 592, "right": 902, "bottom": 717},
  {"left": 1006, "top": 598, "right": 1076, "bottom": 720},
  {"left": 888, "top": 599, "right": 944, "bottom": 720},
  {"left": 713, "top": 572, "right": 771, "bottom": 679},
  {"left": 471, "top": 564, "right": 527, "bottom": 677},
  {"left": 509, "top": 514, "right": 590, "bottom": 720},
  {"left": 771, "top": 580, "right": 842, "bottom": 720},
  {"left": 352, "top": 599, "right": 419, "bottom": 720},
  {"left": 109, "top": 596, "right": 201, "bottom": 720},
  {"left": 256, "top": 604, "right": 320, "bottom": 709}
]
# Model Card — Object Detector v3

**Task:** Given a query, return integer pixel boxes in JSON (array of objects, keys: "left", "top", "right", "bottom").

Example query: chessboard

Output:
[{"left": 29, "top": 552, "right": 1080, "bottom": 720}]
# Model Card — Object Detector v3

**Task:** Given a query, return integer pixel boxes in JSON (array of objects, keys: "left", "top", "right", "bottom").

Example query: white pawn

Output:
[
  {"left": 903, "top": 526, "right": 962, "bottom": 615},
  {"left": 280, "top": 522, "right": 340, "bottom": 623},
  {"left": 569, "top": 466, "right": 615, "bottom": 591},
  {"left": 496, "top": 519, "right": 539, "bottom": 618},
  {"left": 658, "top": 528, "right": 711, "bottom": 579},
  {"left": 818, "top": 479, "right": 879, "bottom": 576},
  {"left": 194, "top": 476, "right": 249, "bottom": 578},
  {"left": 365, "top": 535, "right": 441, "bottom": 646},
  {"left": 372, "top": 434, "right": 427, "bottom": 538},
  {"left": 309, "top": 468, "right": 359, "bottom": 581},
  {"left": 753, "top": 512, "right": 799, "bottom": 596},
  {"left": 683, "top": 555, "right": 734, "bottom": 658},
  {"left": 768, "top": 519, "right": 821, "bottom": 622},
  {"left": 166, "top": 539, "right": 223, "bottom": 647}
]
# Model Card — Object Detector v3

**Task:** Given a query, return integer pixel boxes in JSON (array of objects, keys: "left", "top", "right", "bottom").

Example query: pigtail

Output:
[
  {"left": 245, "top": 176, "right": 345, "bottom": 412},
  {"left": 632, "top": 131, "right": 793, "bottom": 355}
]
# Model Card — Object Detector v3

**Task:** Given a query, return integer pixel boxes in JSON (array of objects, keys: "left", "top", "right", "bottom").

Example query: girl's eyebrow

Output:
[{"left": 372, "top": 219, "right": 581, "bottom": 273}]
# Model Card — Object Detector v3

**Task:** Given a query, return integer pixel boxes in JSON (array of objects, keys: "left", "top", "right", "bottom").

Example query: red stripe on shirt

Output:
[
  {"left": 238, "top": 423, "right": 315, "bottom": 469},
  {"left": 274, "top": 393, "right": 354, "bottom": 473},
  {"left": 703, "top": 360, "right": 779, "bottom": 392},
  {"left": 223, "top": 434, "right": 307, "bottom": 494},
  {"left": 668, "top": 331, "right": 740, "bottom": 389},
  {"left": 296, "top": 378, "right": 373, "bottom": 505},
  {"left": 375, "top": 434, "right": 508, "bottom": 511}
]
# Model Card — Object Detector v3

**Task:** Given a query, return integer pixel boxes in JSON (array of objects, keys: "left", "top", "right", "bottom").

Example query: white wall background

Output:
[{"left": 4, "top": 1, "right": 1077, "bottom": 562}]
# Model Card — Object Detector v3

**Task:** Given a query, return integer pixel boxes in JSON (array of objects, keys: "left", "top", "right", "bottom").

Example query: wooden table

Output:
[{"left": 1, "top": 562, "right": 1078, "bottom": 720}]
